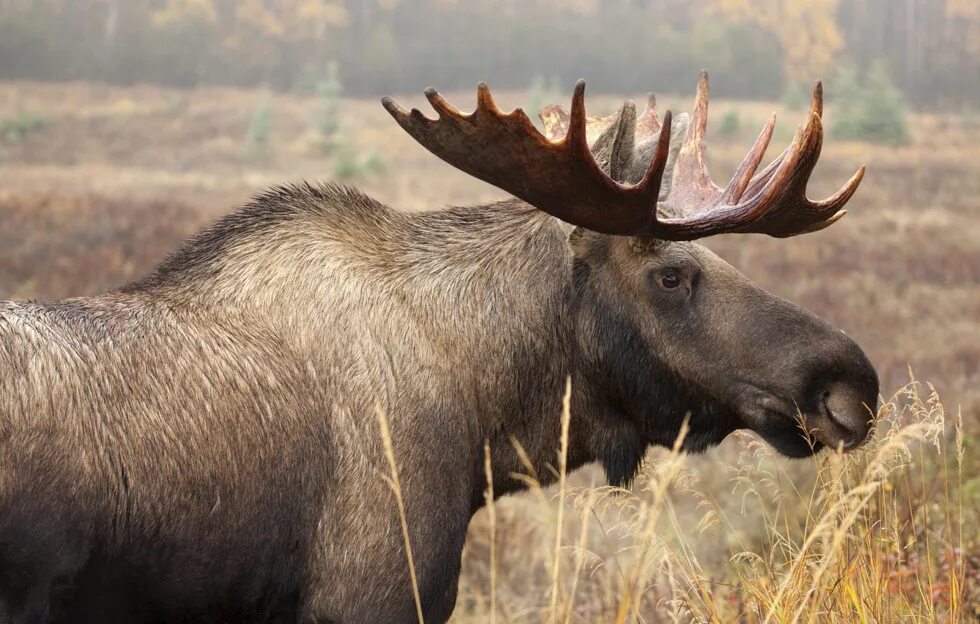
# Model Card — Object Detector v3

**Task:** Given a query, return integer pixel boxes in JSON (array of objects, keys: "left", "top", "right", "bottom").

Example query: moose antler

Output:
[{"left": 382, "top": 73, "right": 864, "bottom": 240}]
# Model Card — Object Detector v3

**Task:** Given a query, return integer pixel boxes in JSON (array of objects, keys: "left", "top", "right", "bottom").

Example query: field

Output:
[{"left": 0, "top": 81, "right": 977, "bottom": 622}]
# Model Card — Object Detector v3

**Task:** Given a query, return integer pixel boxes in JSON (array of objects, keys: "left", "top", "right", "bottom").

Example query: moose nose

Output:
[{"left": 811, "top": 381, "right": 877, "bottom": 451}]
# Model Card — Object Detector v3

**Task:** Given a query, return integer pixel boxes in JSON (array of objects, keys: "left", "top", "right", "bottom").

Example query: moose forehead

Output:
[{"left": 575, "top": 231, "right": 707, "bottom": 271}]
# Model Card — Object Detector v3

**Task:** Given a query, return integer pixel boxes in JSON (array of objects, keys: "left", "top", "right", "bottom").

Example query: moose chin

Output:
[{"left": 0, "top": 73, "right": 877, "bottom": 623}]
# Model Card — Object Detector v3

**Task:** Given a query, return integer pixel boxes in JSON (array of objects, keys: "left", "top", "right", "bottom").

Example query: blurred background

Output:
[
  {"left": 0, "top": 0, "right": 977, "bottom": 103},
  {"left": 0, "top": 0, "right": 977, "bottom": 621}
]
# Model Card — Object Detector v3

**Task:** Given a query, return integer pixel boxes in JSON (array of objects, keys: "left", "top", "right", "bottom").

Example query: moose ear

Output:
[
  {"left": 567, "top": 225, "right": 600, "bottom": 255},
  {"left": 626, "top": 112, "right": 690, "bottom": 197},
  {"left": 567, "top": 224, "right": 588, "bottom": 245},
  {"left": 590, "top": 100, "right": 637, "bottom": 182}
]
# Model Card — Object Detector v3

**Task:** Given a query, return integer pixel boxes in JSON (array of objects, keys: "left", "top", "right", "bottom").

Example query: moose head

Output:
[{"left": 383, "top": 73, "right": 878, "bottom": 470}]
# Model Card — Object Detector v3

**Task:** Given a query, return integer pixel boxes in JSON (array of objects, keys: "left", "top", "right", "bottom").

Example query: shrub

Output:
[
  {"left": 332, "top": 145, "right": 387, "bottom": 181},
  {"left": 717, "top": 108, "right": 740, "bottom": 140},
  {"left": 1, "top": 111, "right": 45, "bottom": 142},
  {"left": 314, "top": 62, "right": 343, "bottom": 156},
  {"left": 782, "top": 81, "right": 809, "bottom": 112},
  {"left": 526, "top": 74, "right": 562, "bottom": 131},
  {"left": 962, "top": 106, "right": 980, "bottom": 135},
  {"left": 162, "top": 95, "right": 187, "bottom": 117},
  {"left": 245, "top": 94, "right": 273, "bottom": 158},
  {"left": 860, "top": 64, "right": 910, "bottom": 143},
  {"left": 833, "top": 64, "right": 909, "bottom": 145},
  {"left": 309, "top": 64, "right": 386, "bottom": 181}
]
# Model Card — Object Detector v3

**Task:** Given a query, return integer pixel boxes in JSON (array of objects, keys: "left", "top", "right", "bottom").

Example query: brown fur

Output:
[{"left": 0, "top": 178, "right": 877, "bottom": 622}]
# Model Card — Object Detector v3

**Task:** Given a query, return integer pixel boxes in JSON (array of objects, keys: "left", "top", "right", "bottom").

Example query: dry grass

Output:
[
  {"left": 0, "top": 81, "right": 977, "bottom": 622},
  {"left": 456, "top": 381, "right": 977, "bottom": 622},
  {"left": 377, "top": 405, "right": 426, "bottom": 623}
]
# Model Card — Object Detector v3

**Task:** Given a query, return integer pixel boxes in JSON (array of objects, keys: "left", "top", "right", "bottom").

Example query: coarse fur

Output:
[{"left": 0, "top": 139, "right": 878, "bottom": 622}]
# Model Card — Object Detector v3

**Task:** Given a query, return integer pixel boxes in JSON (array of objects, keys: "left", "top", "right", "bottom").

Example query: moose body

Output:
[
  {"left": 0, "top": 75, "right": 878, "bottom": 623},
  {"left": 0, "top": 191, "right": 580, "bottom": 621}
]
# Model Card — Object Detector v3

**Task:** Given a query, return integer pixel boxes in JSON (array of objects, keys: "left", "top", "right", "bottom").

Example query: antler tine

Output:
[
  {"left": 691, "top": 72, "right": 710, "bottom": 146},
  {"left": 670, "top": 71, "right": 724, "bottom": 209},
  {"left": 811, "top": 81, "right": 824, "bottom": 118},
  {"left": 636, "top": 92, "right": 662, "bottom": 139},
  {"left": 424, "top": 87, "right": 462, "bottom": 118},
  {"left": 476, "top": 82, "right": 499, "bottom": 114},
  {"left": 567, "top": 80, "right": 589, "bottom": 148},
  {"left": 814, "top": 165, "right": 864, "bottom": 213},
  {"left": 719, "top": 114, "right": 776, "bottom": 205},
  {"left": 743, "top": 80, "right": 824, "bottom": 199},
  {"left": 674, "top": 71, "right": 778, "bottom": 206},
  {"left": 792, "top": 164, "right": 864, "bottom": 235}
]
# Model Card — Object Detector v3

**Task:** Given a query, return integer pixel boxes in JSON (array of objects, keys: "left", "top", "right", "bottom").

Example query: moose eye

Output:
[{"left": 657, "top": 271, "right": 682, "bottom": 292}]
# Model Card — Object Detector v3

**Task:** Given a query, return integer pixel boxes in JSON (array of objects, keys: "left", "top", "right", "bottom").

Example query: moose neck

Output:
[{"left": 476, "top": 209, "right": 729, "bottom": 497}]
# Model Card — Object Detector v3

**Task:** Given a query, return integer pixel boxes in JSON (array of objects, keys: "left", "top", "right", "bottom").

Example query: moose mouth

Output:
[
  {"left": 746, "top": 409, "right": 822, "bottom": 458},
  {"left": 735, "top": 386, "right": 871, "bottom": 458}
]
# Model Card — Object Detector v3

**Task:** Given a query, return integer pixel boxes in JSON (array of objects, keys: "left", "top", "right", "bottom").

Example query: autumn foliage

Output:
[{"left": 0, "top": 1, "right": 976, "bottom": 106}]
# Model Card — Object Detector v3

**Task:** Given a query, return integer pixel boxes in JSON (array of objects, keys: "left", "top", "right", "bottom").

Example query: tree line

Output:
[{"left": 0, "top": 0, "right": 976, "bottom": 107}]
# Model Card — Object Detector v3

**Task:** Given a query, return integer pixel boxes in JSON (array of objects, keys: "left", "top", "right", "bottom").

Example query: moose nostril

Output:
[
  {"left": 822, "top": 399, "right": 859, "bottom": 448},
  {"left": 820, "top": 384, "right": 874, "bottom": 449}
]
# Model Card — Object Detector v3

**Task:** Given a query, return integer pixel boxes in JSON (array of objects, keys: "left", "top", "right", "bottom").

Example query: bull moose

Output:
[{"left": 0, "top": 73, "right": 877, "bottom": 622}]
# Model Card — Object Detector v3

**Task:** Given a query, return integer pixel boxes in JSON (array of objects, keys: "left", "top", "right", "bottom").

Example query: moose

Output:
[{"left": 0, "top": 73, "right": 877, "bottom": 623}]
